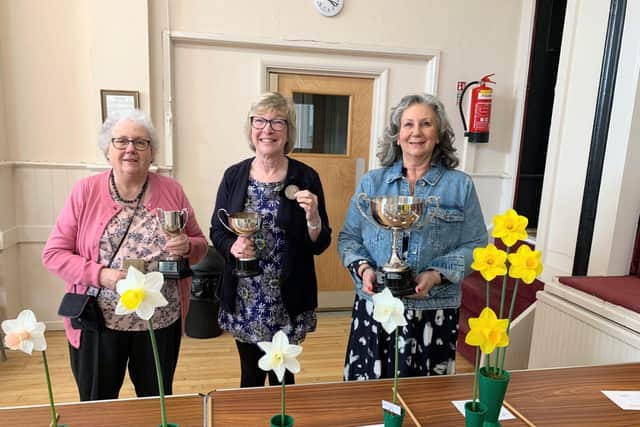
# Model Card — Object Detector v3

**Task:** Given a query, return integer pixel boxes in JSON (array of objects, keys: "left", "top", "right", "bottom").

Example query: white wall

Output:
[{"left": 537, "top": 0, "right": 640, "bottom": 281}]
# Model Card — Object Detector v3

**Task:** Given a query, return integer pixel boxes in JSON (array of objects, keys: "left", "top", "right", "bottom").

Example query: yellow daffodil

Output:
[
  {"left": 508, "top": 244, "right": 543, "bottom": 284},
  {"left": 115, "top": 266, "right": 167, "bottom": 320},
  {"left": 372, "top": 287, "right": 407, "bottom": 334},
  {"left": 470, "top": 243, "right": 507, "bottom": 281},
  {"left": 258, "top": 330, "right": 303, "bottom": 383},
  {"left": 1, "top": 309, "right": 46, "bottom": 354},
  {"left": 465, "top": 307, "right": 509, "bottom": 355},
  {"left": 492, "top": 209, "right": 528, "bottom": 247}
]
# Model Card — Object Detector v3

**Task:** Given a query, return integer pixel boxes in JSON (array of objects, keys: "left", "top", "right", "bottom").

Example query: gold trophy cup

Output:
[
  {"left": 156, "top": 208, "right": 193, "bottom": 279},
  {"left": 217, "top": 209, "right": 261, "bottom": 278},
  {"left": 357, "top": 194, "right": 429, "bottom": 296}
]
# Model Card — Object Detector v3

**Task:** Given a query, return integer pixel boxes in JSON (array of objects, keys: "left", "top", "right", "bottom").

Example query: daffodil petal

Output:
[
  {"left": 20, "top": 339, "right": 34, "bottom": 355},
  {"left": 136, "top": 302, "right": 155, "bottom": 321},
  {"left": 31, "top": 334, "right": 47, "bottom": 352},
  {"left": 145, "top": 290, "right": 169, "bottom": 308},
  {"left": 273, "top": 363, "right": 286, "bottom": 383},
  {"left": 115, "top": 301, "right": 132, "bottom": 315},
  {"left": 284, "top": 357, "right": 300, "bottom": 375},
  {"left": 144, "top": 272, "right": 165, "bottom": 292}
]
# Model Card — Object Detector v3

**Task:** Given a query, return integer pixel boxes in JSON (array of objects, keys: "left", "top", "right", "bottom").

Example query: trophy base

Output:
[
  {"left": 374, "top": 268, "right": 415, "bottom": 297},
  {"left": 158, "top": 258, "right": 193, "bottom": 280},
  {"left": 233, "top": 258, "right": 260, "bottom": 278}
]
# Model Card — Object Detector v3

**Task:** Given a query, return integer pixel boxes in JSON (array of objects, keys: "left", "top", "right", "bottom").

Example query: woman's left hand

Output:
[
  {"left": 295, "top": 189, "right": 321, "bottom": 226},
  {"left": 409, "top": 270, "right": 442, "bottom": 298},
  {"left": 165, "top": 234, "right": 191, "bottom": 256}
]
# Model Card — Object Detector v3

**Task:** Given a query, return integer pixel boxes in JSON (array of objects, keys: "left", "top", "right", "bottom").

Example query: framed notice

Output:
[{"left": 100, "top": 90, "right": 140, "bottom": 121}]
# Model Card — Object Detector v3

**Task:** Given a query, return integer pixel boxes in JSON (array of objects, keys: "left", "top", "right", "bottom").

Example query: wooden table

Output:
[
  {"left": 0, "top": 394, "right": 205, "bottom": 427},
  {"left": 2, "top": 363, "right": 638, "bottom": 426},
  {"left": 213, "top": 363, "right": 640, "bottom": 426}
]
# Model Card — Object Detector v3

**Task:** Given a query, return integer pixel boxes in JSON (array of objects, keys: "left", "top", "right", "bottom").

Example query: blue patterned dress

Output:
[{"left": 218, "top": 177, "right": 317, "bottom": 345}]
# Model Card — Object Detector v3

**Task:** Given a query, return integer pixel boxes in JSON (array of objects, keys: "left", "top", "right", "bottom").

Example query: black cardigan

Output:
[{"left": 210, "top": 157, "right": 331, "bottom": 317}]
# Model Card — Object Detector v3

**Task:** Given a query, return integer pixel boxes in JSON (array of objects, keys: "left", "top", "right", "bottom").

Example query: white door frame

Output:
[{"left": 162, "top": 30, "right": 440, "bottom": 170}]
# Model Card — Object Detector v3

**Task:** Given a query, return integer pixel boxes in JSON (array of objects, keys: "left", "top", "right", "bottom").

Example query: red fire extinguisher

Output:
[{"left": 458, "top": 73, "right": 495, "bottom": 143}]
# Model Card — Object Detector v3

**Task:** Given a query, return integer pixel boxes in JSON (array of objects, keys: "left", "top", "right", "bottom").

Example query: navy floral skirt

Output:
[{"left": 344, "top": 296, "right": 459, "bottom": 381}]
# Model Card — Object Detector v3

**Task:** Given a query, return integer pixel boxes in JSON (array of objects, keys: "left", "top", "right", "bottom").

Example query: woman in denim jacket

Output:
[{"left": 338, "top": 94, "right": 487, "bottom": 380}]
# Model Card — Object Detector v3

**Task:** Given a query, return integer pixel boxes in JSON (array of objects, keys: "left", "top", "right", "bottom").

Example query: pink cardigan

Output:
[{"left": 42, "top": 170, "right": 208, "bottom": 348}]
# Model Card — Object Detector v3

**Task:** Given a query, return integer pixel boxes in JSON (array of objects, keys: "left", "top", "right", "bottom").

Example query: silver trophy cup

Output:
[
  {"left": 217, "top": 209, "right": 262, "bottom": 278},
  {"left": 156, "top": 208, "right": 193, "bottom": 279},
  {"left": 357, "top": 194, "right": 432, "bottom": 296}
]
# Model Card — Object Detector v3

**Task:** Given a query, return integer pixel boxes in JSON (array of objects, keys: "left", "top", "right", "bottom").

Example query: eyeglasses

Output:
[
  {"left": 250, "top": 116, "right": 287, "bottom": 131},
  {"left": 111, "top": 138, "right": 151, "bottom": 151}
]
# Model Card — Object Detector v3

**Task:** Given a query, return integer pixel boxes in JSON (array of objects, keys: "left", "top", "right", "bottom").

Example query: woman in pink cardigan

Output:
[{"left": 42, "top": 109, "right": 207, "bottom": 401}]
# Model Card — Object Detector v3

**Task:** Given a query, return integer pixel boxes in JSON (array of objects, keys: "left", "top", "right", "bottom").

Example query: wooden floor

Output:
[{"left": 0, "top": 312, "right": 472, "bottom": 408}]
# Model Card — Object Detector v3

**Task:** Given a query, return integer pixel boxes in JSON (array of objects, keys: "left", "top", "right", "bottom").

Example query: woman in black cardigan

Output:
[{"left": 210, "top": 92, "right": 331, "bottom": 387}]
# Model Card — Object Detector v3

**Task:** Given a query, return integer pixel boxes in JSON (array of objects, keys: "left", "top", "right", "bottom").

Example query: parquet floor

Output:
[{"left": 0, "top": 312, "right": 472, "bottom": 407}]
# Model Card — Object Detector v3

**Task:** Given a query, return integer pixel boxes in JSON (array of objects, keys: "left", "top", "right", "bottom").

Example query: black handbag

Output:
[
  {"left": 58, "top": 288, "right": 103, "bottom": 331},
  {"left": 57, "top": 189, "right": 143, "bottom": 332}
]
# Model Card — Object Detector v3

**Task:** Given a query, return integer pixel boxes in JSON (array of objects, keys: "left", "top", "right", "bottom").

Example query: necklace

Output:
[{"left": 110, "top": 172, "right": 149, "bottom": 204}]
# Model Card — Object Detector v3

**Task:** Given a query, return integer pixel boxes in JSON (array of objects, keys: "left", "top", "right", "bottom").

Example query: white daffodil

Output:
[
  {"left": 1, "top": 309, "right": 47, "bottom": 355},
  {"left": 372, "top": 287, "right": 407, "bottom": 334},
  {"left": 258, "top": 330, "right": 303, "bottom": 383},
  {"left": 115, "top": 266, "right": 167, "bottom": 320}
]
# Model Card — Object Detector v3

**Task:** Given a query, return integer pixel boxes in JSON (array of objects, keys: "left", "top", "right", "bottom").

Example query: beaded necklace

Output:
[{"left": 110, "top": 171, "right": 149, "bottom": 204}]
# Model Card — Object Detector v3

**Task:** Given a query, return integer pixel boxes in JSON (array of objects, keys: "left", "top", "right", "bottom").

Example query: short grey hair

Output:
[
  {"left": 98, "top": 109, "right": 158, "bottom": 161},
  {"left": 377, "top": 93, "right": 459, "bottom": 168},
  {"left": 244, "top": 92, "right": 297, "bottom": 155}
]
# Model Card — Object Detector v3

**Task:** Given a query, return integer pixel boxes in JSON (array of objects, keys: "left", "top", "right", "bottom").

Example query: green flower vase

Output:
[
  {"left": 157, "top": 424, "right": 179, "bottom": 427},
  {"left": 464, "top": 401, "right": 487, "bottom": 427},
  {"left": 479, "top": 367, "right": 510, "bottom": 427},
  {"left": 383, "top": 408, "right": 405, "bottom": 427},
  {"left": 270, "top": 414, "right": 294, "bottom": 427}
]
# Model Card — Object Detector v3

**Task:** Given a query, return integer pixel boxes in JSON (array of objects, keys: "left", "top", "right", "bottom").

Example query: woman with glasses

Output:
[
  {"left": 42, "top": 109, "right": 208, "bottom": 401},
  {"left": 210, "top": 92, "right": 331, "bottom": 387}
]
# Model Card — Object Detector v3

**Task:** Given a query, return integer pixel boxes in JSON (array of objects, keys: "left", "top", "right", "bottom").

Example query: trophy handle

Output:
[
  {"left": 180, "top": 208, "right": 189, "bottom": 228},
  {"left": 217, "top": 208, "right": 237, "bottom": 235},
  {"left": 156, "top": 208, "right": 165, "bottom": 224},
  {"left": 355, "top": 193, "right": 380, "bottom": 227}
]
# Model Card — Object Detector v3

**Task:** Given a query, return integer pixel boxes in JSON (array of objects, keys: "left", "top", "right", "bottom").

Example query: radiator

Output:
[{"left": 528, "top": 282, "right": 640, "bottom": 369}]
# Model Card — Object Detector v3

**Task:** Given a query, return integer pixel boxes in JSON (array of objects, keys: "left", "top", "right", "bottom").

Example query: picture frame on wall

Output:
[{"left": 100, "top": 89, "right": 140, "bottom": 121}]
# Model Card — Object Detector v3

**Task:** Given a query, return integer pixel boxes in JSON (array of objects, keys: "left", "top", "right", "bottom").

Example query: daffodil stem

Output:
[
  {"left": 500, "top": 280, "right": 520, "bottom": 372},
  {"left": 148, "top": 319, "right": 167, "bottom": 427},
  {"left": 393, "top": 328, "right": 399, "bottom": 404},
  {"left": 42, "top": 350, "right": 58, "bottom": 427},
  {"left": 472, "top": 347, "right": 480, "bottom": 409},
  {"left": 281, "top": 379, "right": 285, "bottom": 427},
  {"left": 485, "top": 281, "right": 491, "bottom": 369}
]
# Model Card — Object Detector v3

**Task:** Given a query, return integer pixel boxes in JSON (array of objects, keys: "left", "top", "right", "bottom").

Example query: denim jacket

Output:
[{"left": 338, "top": 160, "right": 487, "bottom": 310}]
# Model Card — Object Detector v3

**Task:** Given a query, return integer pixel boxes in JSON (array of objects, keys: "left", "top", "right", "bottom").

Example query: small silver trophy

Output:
[
  {"left": 217, "top": 209, "right": 261, "bottom": 277},
  {"left": 357, "top": 194, "right": 436, "bottom": 296},
  {"left": 156, "top": 208, "right": 193, "bottom": 279}
]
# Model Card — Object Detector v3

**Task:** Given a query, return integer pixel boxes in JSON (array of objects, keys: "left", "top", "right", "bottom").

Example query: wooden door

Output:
[{"left": 272, "top": 73, "right": 373, "bottom": 309}]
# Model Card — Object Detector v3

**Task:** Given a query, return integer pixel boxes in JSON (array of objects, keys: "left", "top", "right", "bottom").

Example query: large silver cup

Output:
[
  {"left": 217, "top": 209, "right": 261, "bottom": 278},
  {"left": 357, "top": 194, "right": 429, "bottom": 296},
  {"left": 156, "top": 208, "right": 193, "bottom": 279}
]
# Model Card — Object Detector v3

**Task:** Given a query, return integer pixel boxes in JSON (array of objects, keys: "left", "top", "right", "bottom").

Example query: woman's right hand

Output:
[
  {"left": 361, "top": 267, "right": 377, "bottom": 295},
  {"left": 230, "top": 235, "right": 256, "bottom": 259},
  {"left": 99, "top": 268, "right": 126, "bottom": 290}
]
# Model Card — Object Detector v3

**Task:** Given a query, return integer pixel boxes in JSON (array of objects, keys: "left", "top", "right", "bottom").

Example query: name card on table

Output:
[{"left": 381, "top": 399, "right": 402, "bottom": 415}]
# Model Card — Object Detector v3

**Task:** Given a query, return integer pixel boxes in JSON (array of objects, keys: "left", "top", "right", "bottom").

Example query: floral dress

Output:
[{"left": 218, "top": 177, "right": 316, "bottom": 345}]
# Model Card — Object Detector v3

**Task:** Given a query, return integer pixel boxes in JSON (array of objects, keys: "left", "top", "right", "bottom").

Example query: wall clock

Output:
[{"left": 314, "top": 0, "right": 344, "bottom": 17}]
